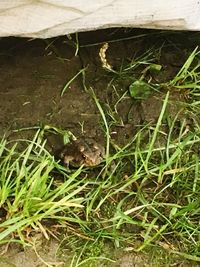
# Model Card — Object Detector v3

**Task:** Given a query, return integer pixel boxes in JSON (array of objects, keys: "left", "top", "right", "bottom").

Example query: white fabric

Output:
[{"left": 0, "top": 0, "right": 200, "bottom": 38}]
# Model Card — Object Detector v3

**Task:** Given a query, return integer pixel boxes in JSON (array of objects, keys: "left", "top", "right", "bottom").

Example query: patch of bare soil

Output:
[
  {"left": 0, "top": 240, "right": 198, "bottom": 267},
  {"left": 0, "top": 238, "right": 64, "bottom": 267},
  {"left": 0, "top": 29, "right": 199, "bottom": 266},
  {"left": 0, "top": 30, "right": 195, "bottom": 144}
]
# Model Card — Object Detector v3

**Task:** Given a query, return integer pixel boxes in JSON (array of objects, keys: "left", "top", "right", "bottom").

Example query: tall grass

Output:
[
  {"left": 1, "top": 95, "right": 199, "bottom": 261},
  {"left": 0, "top": 131, "right": 87, "bottom": 244}
]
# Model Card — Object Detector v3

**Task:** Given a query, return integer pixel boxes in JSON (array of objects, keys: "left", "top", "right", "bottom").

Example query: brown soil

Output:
[{"left": 0, "top": 29, "right": 199, "bottom": 266}]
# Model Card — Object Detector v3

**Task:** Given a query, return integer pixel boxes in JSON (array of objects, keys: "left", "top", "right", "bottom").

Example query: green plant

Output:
[{"left": 0, "top": 131, "right": 87, "bottom": 244}]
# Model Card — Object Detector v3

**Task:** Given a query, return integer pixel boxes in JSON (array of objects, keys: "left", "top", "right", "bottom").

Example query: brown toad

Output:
[{"left": 59, "top": 138, "right": 105, "bottom": 167}]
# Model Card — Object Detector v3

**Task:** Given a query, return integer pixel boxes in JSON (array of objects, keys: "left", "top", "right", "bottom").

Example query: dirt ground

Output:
[
  {"left": 0, "top": 29, "right": 199, "bottom": 266},
  {"left": 0, "top": 238, "right": 197, "bottom": 267},
  {"left": 0, "top": 29, "right": 194, "bottom": 145}
]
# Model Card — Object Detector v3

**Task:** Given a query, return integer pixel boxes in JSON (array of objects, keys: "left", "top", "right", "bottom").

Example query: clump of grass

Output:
[
  {"left": 169, "top": 46, "right": 200, "bottom": 92},
  {"left": 0, "top": 131, "right": 88, "bottom": 245},
  {"left": 80, "top": 47, "right": 200, "bottom": 263},
  {"left": 1, "top": 92, "right": 199, "bottom": 262}
]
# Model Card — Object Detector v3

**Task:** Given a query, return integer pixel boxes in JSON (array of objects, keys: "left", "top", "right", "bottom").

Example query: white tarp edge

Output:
[{"left": 0, "top": 0, "right": 200, "bottom": 38}]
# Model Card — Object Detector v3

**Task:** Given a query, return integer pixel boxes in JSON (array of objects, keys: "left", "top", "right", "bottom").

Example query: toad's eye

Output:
[
  {"left": 93, "top": 144, "right": 99, "bottom": 150},
  {"left": 79, "top": 145, "right": 85, "bottom": 152},
  {"left": 82, "top": 154, "right": 86, "bottom": 159}
]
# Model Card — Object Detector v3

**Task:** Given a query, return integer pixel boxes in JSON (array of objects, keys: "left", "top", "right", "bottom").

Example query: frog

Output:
[{"left": 59, "top": 137, "right": 105, "bottom": 167}]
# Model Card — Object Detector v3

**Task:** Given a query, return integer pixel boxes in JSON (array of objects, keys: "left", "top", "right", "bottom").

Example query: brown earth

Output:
[{"left": 0, "top": 29, "right": 199, "bottom": 266}]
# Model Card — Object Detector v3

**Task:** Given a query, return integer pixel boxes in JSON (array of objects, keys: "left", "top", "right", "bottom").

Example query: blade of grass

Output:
[{"left": 61, "top": 67, "right": 87, "bottom": 96}]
